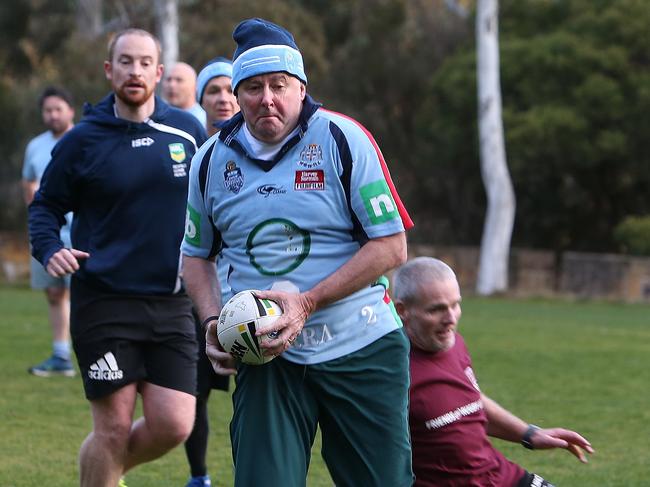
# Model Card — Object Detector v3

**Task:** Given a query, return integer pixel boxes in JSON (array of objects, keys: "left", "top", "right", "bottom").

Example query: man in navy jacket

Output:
[{"left": 29, "top": 28, "right": 207, "bottom": 487}]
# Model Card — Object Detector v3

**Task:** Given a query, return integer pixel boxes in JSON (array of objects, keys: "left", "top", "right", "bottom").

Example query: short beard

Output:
[
  {"left": 115, "top": 83, "right": 155, "bottom": 108},
  {"left": 47, "top": 122, "right": 69, "bottom": 138}
]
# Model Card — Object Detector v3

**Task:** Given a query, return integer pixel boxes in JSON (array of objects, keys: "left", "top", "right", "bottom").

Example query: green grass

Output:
[{"left": 1, "top": 286, "right": 649, "bottom": 486}]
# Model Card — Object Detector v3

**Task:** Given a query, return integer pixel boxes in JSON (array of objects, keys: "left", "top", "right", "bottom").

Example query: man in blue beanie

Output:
[
  {"left": 182, "top": 57, "right": 239, "bottom": 487},
  {"left": 182, "top": 18, "right": 414, "bottom": 487},
  {"left": 196, "top": 57, "right": 239, "bottom": 137}
]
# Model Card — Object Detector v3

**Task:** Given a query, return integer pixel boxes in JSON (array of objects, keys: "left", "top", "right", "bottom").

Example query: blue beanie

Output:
[
  {"left": 196, "top": 57, "right": 233, "bottom": 104},
  {"left": 231, "top": 18, "right": 307, "bottom": 93}
]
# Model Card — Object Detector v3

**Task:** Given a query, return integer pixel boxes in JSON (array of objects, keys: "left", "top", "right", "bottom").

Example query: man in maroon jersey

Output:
[{"left": 392, "top": 257, "right": 594, "bottom": 487}]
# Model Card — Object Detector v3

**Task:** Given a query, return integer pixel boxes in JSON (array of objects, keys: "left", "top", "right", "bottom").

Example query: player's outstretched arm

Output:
[
  {"left": 46, "top": 248, "right": 90, "bottom": 277},
  {"left": 483, "top": 394, "right": 594, "bottom": 463}
]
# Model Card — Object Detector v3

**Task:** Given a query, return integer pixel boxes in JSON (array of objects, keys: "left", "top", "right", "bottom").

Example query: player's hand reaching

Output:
[
  {"left": 530, "top": 427, "right": 595, "bottom": 463},
  {"left": 46, "top": 247, "right": 90, "bottom": 277},
  {"left": 253, "top": 289, "right": 316, "bottom": 356},
  {"left": 205, "top": 321, "right": 237, "bottom": 375}
]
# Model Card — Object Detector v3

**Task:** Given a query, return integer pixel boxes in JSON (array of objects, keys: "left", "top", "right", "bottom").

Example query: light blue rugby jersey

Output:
[{"left": 183, "top": 96, "right": 411, "bottom": 364}]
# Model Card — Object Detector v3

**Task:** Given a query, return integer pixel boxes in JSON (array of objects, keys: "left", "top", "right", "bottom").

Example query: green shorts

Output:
[{"left": 230, "top": 329, "right": 413, "bottom": 487}]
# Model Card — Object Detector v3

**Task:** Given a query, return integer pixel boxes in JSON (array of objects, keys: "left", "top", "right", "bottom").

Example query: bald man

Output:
[
  {"left": 162, "top": 62, "right": 207, "bottom": 126},
  {"left": 393, "top": 257, "right": 594, "bottom": 487}
]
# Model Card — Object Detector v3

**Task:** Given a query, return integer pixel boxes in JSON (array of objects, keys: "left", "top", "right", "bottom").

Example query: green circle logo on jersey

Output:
[{"left": 246, "top": 218, "right": 311, "bottom": 276}]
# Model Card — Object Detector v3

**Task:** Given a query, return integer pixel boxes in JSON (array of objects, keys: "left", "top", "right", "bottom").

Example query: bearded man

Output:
[{"left": 29, "top": 28, "right": 207, "bottom": 487}]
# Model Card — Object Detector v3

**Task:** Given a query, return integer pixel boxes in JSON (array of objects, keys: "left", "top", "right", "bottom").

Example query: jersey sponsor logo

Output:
[
  {"left": 184, "top": 204, "right": 201, "bottom": 246},
  {"left": 294, "top": 170, "right": 324, "bottom": 191},
  {"left": 168, "top": 142, "right": 186, "bottom": 163},
  {"left": 88, "top": 351, "right": 124, "bottom": 381},
  {"left": 298, "top": 143, "right": 323, "bottom": 168},
  {"left": 359, "top": 180, "right": 399, "bottom": 224},
  {"left": 132, "top": 136, "right": 154, "bottom": 147},
  {"left": 293, "top": 323, "right": 334, "bottom": 349},
  {"left": 424, "top": 399, "right": 484, "bottom": 431},
  {"left": 246, "top": 218, "right": 311, "bottom": 276},
  {"left": 224, "top": 161, "right": 244, "bottom": 194},
  {"left": 257, "top": 184, "right": 287, "bottom": 197}
]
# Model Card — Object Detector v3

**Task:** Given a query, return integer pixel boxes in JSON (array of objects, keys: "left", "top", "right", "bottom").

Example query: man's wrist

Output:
[
  {"left": 201, "top": 315, "right": 220, "bottom": 331},
  {"left": 521, "top": 424, "right": 540, "bottom": 450}
]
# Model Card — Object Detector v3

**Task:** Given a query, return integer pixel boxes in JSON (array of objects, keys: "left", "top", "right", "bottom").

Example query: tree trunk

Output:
[
  {"left": 154, "top": 0, "right": 179, "bottom": 70},
  {"left": 77, "top": 0, "right": 103, "bottom": 39},
  {"left": 475, "top": 0, "right": 515, "bottom": 295}
]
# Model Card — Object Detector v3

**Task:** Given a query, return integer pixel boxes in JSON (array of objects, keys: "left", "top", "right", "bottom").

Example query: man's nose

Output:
[{"left": 260, "top": 85, "right": 274, "bottom": 106}]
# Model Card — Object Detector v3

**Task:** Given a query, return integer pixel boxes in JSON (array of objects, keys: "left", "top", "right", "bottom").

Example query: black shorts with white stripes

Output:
[{"left": 70, "top": 279, "right": 197, "bottom": 400}]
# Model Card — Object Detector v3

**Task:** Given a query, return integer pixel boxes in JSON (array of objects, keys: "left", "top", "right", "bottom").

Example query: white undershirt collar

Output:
[{"left": 242, "top": 122, "right": 299, "bottom": 161}]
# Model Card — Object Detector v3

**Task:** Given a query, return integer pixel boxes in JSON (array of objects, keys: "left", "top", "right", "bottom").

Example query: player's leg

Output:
[
  {"left": 79, "top": 383, "right": 138, "bottom": 487},
  {"left": 121, "top": 293, "right": 197, "bottom": 471},
  {"left": 231, "top": 358, "right": 318, "bottom": 487},
  {"left": 28, "top": 258, "right": 74, "bottom": 376},
  {"left": 123, "top": 382, "right": 196, "bottom": 470},
  {"left": 184, "top": 306, "right": 231, "bottom": 487},
  {"left": 313, "top": 329, "right": 413, "bottom": 487},
  {"left": 184, "top": 390, "right": 211, "bottom": 481},
  {"left": 45, "top": 285, "right": 71, "bottom": 351}
]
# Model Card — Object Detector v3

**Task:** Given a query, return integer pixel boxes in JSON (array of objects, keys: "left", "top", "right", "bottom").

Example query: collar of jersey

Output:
[{"left": 218, "top": 94, "right": 321, "bottom": 172}]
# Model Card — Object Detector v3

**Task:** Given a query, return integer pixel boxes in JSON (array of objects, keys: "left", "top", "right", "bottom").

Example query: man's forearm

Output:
[
  {"left": 305, "top": 231, "right": 407, "bottom": 312},
  {"left": 182, "top": 255, "right": 222, "bottom": 326},
  {"left": 483, "top": 394, "right": 528, "bottom": 442}
]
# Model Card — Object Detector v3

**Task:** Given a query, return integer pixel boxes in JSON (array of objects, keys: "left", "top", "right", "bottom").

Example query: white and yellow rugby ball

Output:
[{"left": 217, "top": 290, "right": 282, "bottom": 365}]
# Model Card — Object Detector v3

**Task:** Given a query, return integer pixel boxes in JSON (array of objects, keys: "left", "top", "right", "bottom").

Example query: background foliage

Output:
[{"left": 1, "top": 0, "right": 649, "bottom": 254}]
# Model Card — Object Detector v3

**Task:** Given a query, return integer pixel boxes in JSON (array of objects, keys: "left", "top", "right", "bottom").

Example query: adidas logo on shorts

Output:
[{"left": 88, "top": 352, "right": 124, "bottom": 381}]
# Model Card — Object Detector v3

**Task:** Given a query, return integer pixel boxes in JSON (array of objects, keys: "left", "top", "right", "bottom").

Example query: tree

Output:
[
  {"left": 475, "top": 0, "right": 515, "bottom": 294},
  {"left": 413, "top": 0, "right": 650, "bottom": 255},
  {"left": 154, "top": 0, "right": 179, "bottom": 69},
  {"left": 77, "top": 0, "right": 103, "bottom": 39}
]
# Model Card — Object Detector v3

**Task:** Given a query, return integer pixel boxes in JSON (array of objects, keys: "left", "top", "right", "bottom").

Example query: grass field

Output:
[{"left": 1, "top": 285, "right": 649, "bottom": 486}]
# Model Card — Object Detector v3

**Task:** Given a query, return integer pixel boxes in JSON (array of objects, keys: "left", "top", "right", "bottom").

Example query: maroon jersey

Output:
[{"left": 409, "top": 333, "right": 525, "bottom": 486}]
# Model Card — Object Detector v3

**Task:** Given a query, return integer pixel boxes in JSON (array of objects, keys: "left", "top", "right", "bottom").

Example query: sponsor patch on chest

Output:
[{"left": 294, "top": 170, "right": 324, "bottom": 191}]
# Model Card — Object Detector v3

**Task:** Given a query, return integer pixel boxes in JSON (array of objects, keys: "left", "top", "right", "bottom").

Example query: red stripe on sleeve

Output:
[{"left": 321, "top": 108, "right": 414, "bottom": 230}]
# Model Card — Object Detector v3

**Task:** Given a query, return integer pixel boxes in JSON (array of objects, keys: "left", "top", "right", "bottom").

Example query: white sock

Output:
[{"left": 53, "top": 341, "right": 71, "bottom": 360}]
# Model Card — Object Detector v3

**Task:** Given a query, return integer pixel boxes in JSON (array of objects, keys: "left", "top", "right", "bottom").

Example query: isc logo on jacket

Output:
[{"left": 132, "top": 137, "right": 154, "bottom": 147}]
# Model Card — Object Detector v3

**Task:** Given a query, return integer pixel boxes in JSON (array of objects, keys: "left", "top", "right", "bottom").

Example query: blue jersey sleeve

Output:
[
  {"left": 182, "top": 135, "right": 221, "bottom": 259},
  {"left": 22, "top": 139, "right": 38, "bottom": 181},
  {"left": 343, "top": 122, "right": 405, "bottom": 239}
]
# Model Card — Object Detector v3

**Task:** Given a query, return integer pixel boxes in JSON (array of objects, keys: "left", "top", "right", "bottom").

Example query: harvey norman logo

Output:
[
  {"left": 88, "top": 352, "right": 124, "bottom": 381},
  {"left": 294, "top": 170, "right": 324, "bottom": 191}
]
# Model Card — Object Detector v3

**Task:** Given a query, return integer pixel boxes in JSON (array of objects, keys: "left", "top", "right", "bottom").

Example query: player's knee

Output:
[
  {"left": 94, "top": 421, "right": 131, "bottom": 451},
  {"left": 150, "top": 413, "right": 194, "bottom": 447},
  {"left": 45, "top": 286, "right": 67, "bottom": 305}
]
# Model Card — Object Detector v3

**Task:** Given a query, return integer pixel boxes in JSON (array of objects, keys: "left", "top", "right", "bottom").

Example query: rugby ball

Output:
[{"left": 217, "top": 290, "right": 282, "bottom": 365}]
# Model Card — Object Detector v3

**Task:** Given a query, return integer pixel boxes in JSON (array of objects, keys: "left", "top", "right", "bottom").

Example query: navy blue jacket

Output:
[{"left": 29, "top": 93, "right": 207, "bottom": 294}]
